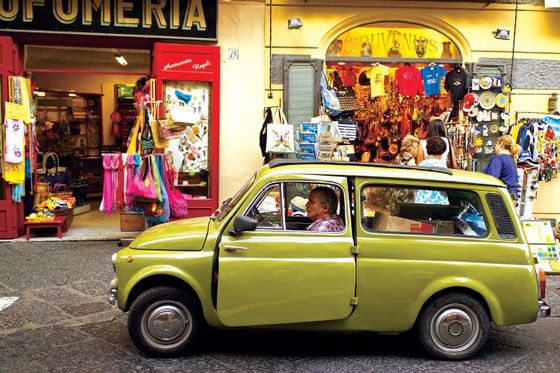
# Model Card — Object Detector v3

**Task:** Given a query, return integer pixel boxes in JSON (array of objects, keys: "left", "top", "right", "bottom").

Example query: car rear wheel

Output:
[
  {"left": 128, "top": 286, "right": 201, "bottom": 357},
  {"left": 417, "top": 293, "right": 489, "bottom": 360}
]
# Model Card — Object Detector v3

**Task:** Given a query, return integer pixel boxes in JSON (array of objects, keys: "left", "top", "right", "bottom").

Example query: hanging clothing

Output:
[
  {"left": 370, "top": 64, "right": 390, "bottom": 98},
  {"left": 395, "top": 65, "right": 424, "bottom": 96},
  {"left": 444, "top": 65, "right": 468, "bottom": 119},
  {"left": 421, "top": 64, "right": 447, "bottom": 96}
]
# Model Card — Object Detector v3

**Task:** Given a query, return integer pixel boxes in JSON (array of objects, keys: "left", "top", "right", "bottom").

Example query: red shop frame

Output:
[{"left": 152, "top": 43, "right": 220, "bottom": 218}]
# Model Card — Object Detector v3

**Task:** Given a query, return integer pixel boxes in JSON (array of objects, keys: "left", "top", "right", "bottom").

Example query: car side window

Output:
[
  {"left": 247, "top": 184, "right": 283, "bottom": 230},
  {"left": 245, "top": 181, "right": 345, "bottom": 232},
  {"left": 361, "top": 185, "right": 488, "bottom": 237}
]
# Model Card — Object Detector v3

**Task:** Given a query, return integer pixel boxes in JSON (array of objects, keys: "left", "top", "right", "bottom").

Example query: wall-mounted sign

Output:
[
  {"left": 327, "top": 22, "right": 461, "bottom": 60},
  {"left": 0, "top": 0, "right": 217, "bottom": 41}
]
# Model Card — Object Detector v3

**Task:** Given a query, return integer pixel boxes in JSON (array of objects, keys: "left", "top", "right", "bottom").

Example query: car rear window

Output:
[{"left": 361, "top": 185, "right": 488, "bottom": 237}]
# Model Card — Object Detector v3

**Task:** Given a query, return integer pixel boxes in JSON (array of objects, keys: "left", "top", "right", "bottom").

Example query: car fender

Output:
[
  {"left": 121, "top": 264, "right": 220, "bottom": 325},
  {"left": 412, "top": 276, "right": 504, "bottom": 326}
]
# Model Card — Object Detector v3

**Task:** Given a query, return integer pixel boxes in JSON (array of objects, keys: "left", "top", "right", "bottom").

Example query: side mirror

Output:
[{"left": 229, "top": 216, "right": 258, "bottom": 236}]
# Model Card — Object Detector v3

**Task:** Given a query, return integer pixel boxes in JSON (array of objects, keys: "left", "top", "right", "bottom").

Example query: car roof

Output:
[{"left": 261, "top": 159, "right": 503, "bottom": 188}]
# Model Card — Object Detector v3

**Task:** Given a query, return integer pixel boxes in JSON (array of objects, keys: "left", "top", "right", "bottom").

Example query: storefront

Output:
[
  {"left": 260, "top": 0, "right": 560, "bottom": 271},
  {"left": 0, "top": 0, "right": 223, "bottom": 239}
]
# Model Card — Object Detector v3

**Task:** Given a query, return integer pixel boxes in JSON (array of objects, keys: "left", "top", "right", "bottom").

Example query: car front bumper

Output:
[{"left": 107, "top": 278, "right": 117, "bottom": 305}]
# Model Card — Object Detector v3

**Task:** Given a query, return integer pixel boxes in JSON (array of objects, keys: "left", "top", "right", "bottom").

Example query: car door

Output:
[{"left": 216, "top": 175, "right": 355, "bottom": 327}]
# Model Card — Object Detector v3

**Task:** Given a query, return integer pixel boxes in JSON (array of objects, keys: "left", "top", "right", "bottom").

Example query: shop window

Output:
[
  {"left": 283, "top": 59, "right": 322, "bottom": 125},
  {"left": 163, "top": 80, "right": 211, "bottom": 199},
  {"left": 361, "top": 185, "right": 488, "bottom": 237}
]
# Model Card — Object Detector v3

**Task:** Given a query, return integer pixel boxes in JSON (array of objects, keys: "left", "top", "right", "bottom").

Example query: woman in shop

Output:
[
  {"left": 394, "top": 135, "right": 420, "bottom": 166},
  {"left": 416, "top": 118, "right": 457, "bottom": 168},
  {"left": 483, "top": 135, "right": 522, "bottom": 200}
]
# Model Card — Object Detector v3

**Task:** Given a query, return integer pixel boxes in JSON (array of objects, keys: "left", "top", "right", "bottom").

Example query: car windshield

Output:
[{"left": 212, "top": 173, "right": 256, "bottom": 221}]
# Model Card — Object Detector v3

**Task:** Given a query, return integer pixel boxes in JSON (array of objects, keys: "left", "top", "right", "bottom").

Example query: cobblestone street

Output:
[{"left": 1, "top": 241, "right": 559, "bottom": 373}]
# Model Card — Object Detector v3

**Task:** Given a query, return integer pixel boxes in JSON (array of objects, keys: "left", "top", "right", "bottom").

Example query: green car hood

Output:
[{"left": 128, "top": 217, "right": 212, "bottom": 251}]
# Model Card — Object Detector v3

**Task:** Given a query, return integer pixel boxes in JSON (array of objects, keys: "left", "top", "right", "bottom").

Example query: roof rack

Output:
[{"left": 268, "top": 159, "right": 453, "bottom": 175}]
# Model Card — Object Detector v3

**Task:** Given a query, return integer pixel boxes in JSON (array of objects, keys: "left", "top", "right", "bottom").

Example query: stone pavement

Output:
[{"left": 0, "top": 241, "right": 559, "bottom": 373}]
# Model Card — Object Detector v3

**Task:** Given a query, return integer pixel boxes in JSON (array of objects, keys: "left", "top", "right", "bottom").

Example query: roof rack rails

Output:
[{"left": 268, "top": 159, "right": 453, "bottom": 175}]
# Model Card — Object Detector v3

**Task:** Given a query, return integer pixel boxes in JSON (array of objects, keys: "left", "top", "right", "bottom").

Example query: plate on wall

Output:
[
  {"left": 479, "top": 91, "right": 496, "bottom": 110},
  {"left": 495, "top": 93, "right": 508, "bottom": 108},
  {"left": 479, "top": 76, "right": 493, "bottom": 90}
]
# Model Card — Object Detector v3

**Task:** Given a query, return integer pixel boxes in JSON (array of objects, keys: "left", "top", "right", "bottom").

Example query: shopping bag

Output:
[
  {"left": 125, "top": 157, "right": 160, "bottom": 203},
  {"left": 319, "top": 71, "right": 342, "bottom": 116},
  {"left": 166, "top": 100, "right": 198, "bottom": 128},
  {"left": 265, "top": 123, "right": 295, "bottom": 153},
  {"left": 126, "top": 113, "right": 143, "bottom": 154},
  {"left": 164, "top": 160, "right": 188, "bottom": 218}
]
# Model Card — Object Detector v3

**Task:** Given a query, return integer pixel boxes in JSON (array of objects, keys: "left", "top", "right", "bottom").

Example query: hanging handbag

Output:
[
  {"left": 335, "top": 88, "right": 361, "bottom": 112},
  {"left": 140, "top": 109, "right": 155, "bottom": 151},
  {"left": 125, "top": 156, "right": 160, "bottom": 203},
  {"left": 259, "top": 107, "right": 274, "bottom": 157},
  {"left": 146, "top": 155, "right": 170, "bottom": 226},
  {"left": 166, "top": 100, "right": 197, "bottom": 129},
  {"left": 265, "top": 108, "right": 295, "bottom": 154},
  {"left": 319, "top": 70, "right": 342, "bottom": 116},
  {"left": 126, "top": 112, "right": 143, "bottom": 154},
  {"left": 164, "top": 159, "right": 188, "bottom": 218},
  {"left": 150, "top": 101, "right": 169, "bottom": 148}
]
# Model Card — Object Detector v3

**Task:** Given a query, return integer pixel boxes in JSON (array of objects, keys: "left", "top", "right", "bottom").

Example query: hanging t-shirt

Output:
[
  {"left": 421, "top": 64, "right": 447, "bottom": 96},
  {"left": 444, "top": 66, "right": 468, "bottom": 102},
  {"left": 395, "top": 65, "right": 424, "bottom": 96},
  {"left": 370, "top": 64, "right": 390, "bottom": 98}
]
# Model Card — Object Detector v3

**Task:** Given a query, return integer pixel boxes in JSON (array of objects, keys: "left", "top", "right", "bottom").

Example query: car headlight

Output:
[{"left": 111, "top": 252, "right": 117, "bottom": 272}]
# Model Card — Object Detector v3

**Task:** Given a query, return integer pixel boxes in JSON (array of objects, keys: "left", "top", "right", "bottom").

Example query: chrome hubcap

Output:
[
  {"left": 141, "top": 301, "right": 192, "bottom": 350},
  {"left": 430, "top": 304, "right": 480, "bottom": 352}
]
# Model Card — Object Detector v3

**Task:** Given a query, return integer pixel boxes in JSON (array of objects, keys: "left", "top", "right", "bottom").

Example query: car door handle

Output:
[{"left": 224, "top": 245, "right": 248, "bottom": 253}]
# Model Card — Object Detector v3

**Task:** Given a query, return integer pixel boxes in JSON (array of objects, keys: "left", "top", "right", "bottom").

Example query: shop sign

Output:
[
  {"left": 160, "top": 52, "right": 214, "bottom": 73},
  {"left": 327, "top": 23, "right": 461, "bottom": 60},
  {"left": 0, "top": 0, "right": 217, "bottom": 41}
]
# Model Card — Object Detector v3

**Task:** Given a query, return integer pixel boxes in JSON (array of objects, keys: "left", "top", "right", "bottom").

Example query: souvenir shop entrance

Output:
[{"left": 0, "top": 36, "right": 220, "bottom": 240}]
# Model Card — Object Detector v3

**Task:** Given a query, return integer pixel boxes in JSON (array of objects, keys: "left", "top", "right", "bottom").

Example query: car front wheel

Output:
[
  {"left": 417, "top": 293, "right": 490, "bottom": 360},
  {"left": 128, "top": 286, "right": 201, "bottom": 357}
]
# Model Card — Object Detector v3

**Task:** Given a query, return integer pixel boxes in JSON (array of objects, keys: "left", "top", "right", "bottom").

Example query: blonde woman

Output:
[
  {"left": 394, "top": 134, "right": 420, "bottom": 166},
  {"left": 483, "top": 135, "right": 522, "bottom": 199}
]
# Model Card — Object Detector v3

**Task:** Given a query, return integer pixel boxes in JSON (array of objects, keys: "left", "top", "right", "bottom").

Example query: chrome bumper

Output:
[
  {"left": 107, "top": 278, "right": 117, "bottom": 305},
  {"left": 538, "top": 299, "right": 551, "bottom": 318}
]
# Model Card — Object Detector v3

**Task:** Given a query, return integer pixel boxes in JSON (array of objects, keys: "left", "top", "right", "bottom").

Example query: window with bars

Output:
[{"left": 283, "top": 59, "right": 321, "bottom": 125}]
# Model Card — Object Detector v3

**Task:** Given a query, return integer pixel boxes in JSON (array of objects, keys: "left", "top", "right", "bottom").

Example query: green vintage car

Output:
[{"left": 108, "top": 159, "right": 550, "bottom": 360}]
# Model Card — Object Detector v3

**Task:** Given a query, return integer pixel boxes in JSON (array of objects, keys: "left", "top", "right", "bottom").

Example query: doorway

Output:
[{"left": 25, "top": 46, "right": 150, "bottom": 240}]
